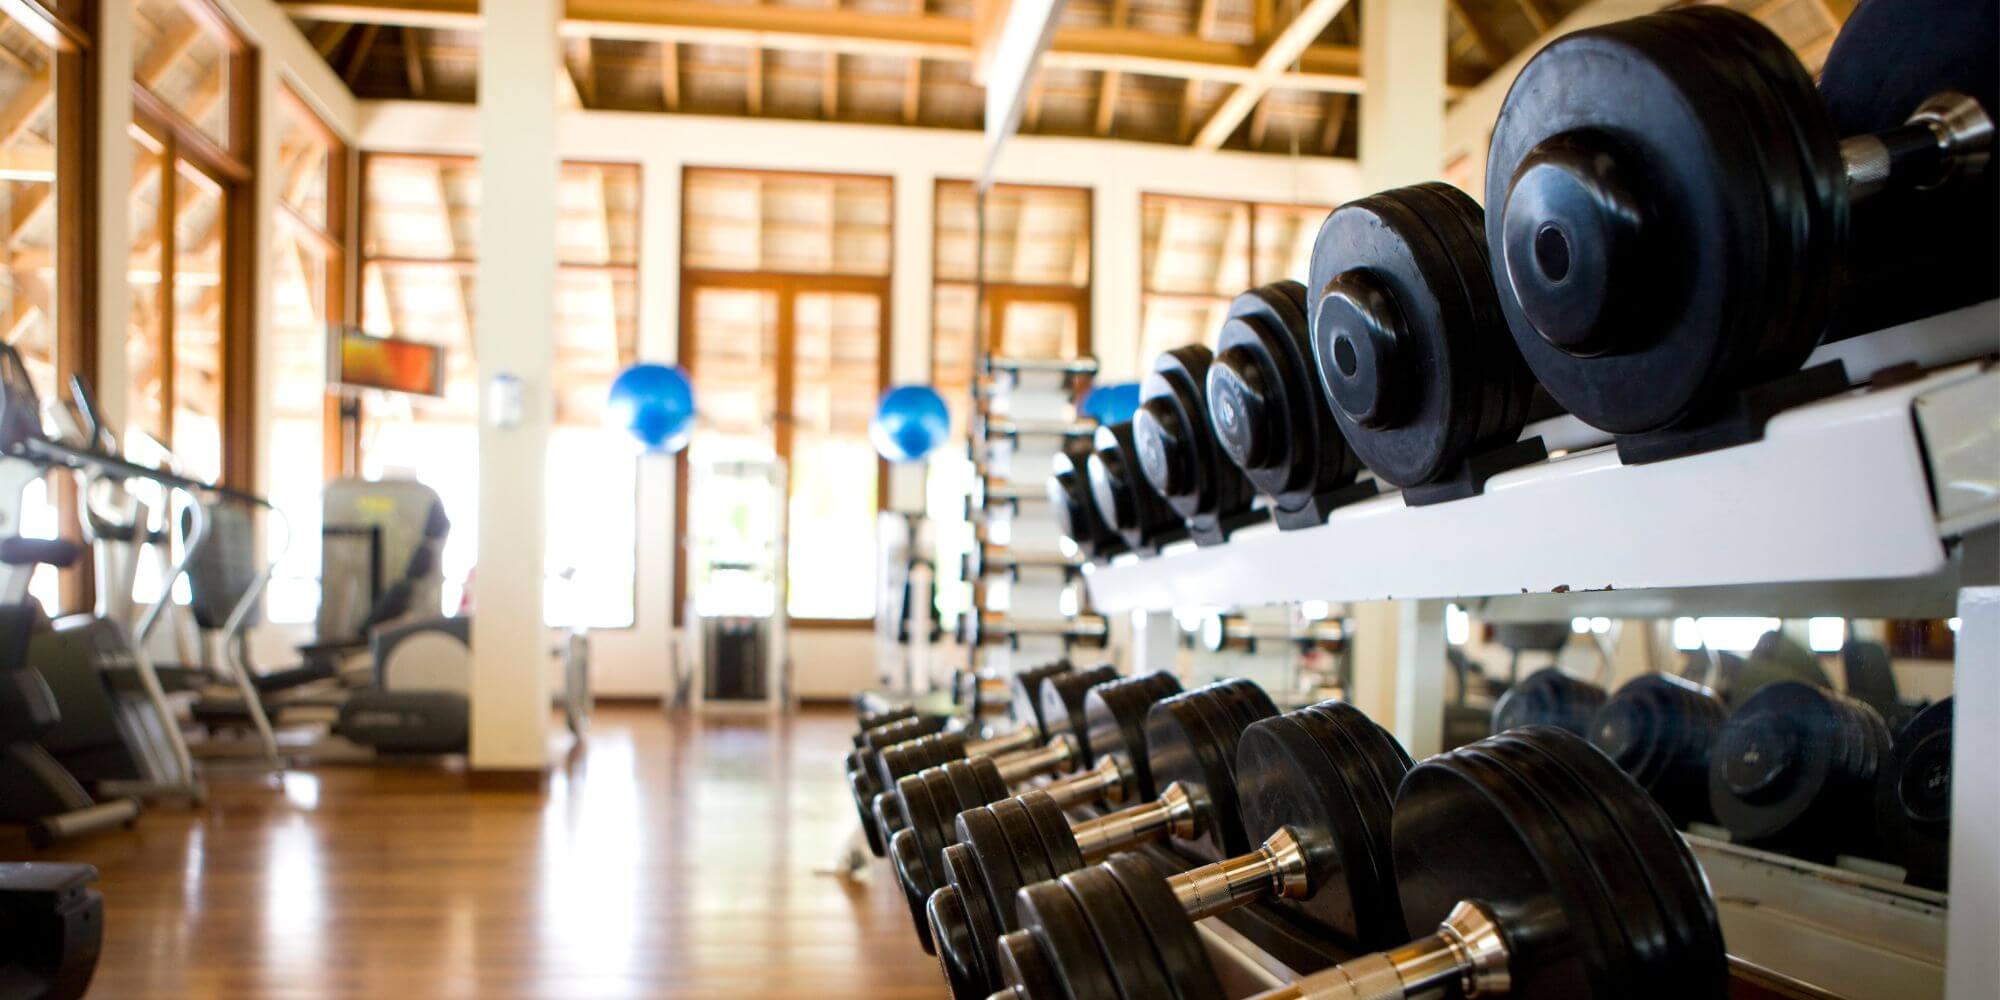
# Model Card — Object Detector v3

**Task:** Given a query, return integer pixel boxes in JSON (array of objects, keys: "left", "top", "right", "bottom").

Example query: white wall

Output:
[{"left": 356, "top": 102, "right": 1368, "bottom": 698}]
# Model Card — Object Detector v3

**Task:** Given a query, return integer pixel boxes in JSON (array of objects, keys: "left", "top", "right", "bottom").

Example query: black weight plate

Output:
[
  {"left": 1708, "top": 680, "right": 1888, "bottom": 858},
  {"left": 992, "top": 798, "right": 1064, "bottom": 928},
  {"left": 929, "top": 875, "right": 999, "bottom": 1000},
  {"left": 1012, "top": 661, "right": 1075, "bottom": 740},
  {"left": 1041, "top": 664, "right": 1122, "bottom": 761},
  {"left": 1061, "top": 864, "right": 1177, "bottom": 1000},
  {"left": 944, "top": 830, "right": 1010, "bottom": 986},
  {"left": 1206, "top": 282, "right": 1359, "bottom": 510},
  {"left": 848, "top": 764, "right": 888, "bottom": 857},
  {"left": 1517, "top": 725, "right": 1729, "bottom": 996},
  {"left": 1876, "top": 698, "right": 1952, "bottom": 889},
  {"left": 1015, "top": 875, "right": 1124, "bottom": 1000},
  {"left": 1145, "top": 687, "right": 1246, "bottom": 861},
  {"left": 960, "top": 805, "right": 1038, "bottom": 944},
  {"left": 1492, "top": 667, "right": 1608, "bottom": 737},
  {"left": 855, "top": 706, "right": 918, "bottom": 745},
  {"left": 996, "top": 927, "right": 1068, "bottom": 1000},
  {"left": 1310, "top": 190, "right": 1479, "bottom": 487},
  {"left": 1591, "top": 673, "right": 1727, "bottom": 827},
  {"left": 1485, "top": 11, "right": 1774, "bottom": 435},
  {"left": 1636, "top": 10, "right": 1834, "bottom": 380},
  {"left": 1394, "top": 732, "right": 1619, "bottom": 996},
  {"left": 1088, "top": 421, "right": 1182, "bottom": 553},
  {"left": 890, "top": 825, "right": 941, "bottom": 952},
  {"left": 1821, "top": 0, "right": 1999, "bottom": 338},
  {"left": 1019, "top": 789, "right": 1087, "bottom": 877},
  {"left": 1394, "top": 182, "right": 1537, "bottom": 456},
  {"left": 1207, "top": 676, "right": 1282, "bottom": 736},
  {"left": 1134, "top": 346, "right": 1228, "bottom": 520},
  {"left": 1102, "top": 853, "right": 1228, "bottom": 1000},
  {"left": 873, "top": 790, "right": 907, "bottom": 846},
  {"left": 1234, "top": 706, "right": 1409, "bottom": 950},
  {"left": 1084, "top": 672, "right": 1183, "bottom": 796},
  {"left": 877, "top": 730, "right": 968, "bottom": 797}
]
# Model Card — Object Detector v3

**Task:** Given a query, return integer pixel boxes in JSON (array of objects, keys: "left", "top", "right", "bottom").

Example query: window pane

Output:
[
  {"left": 557, "top": 162, "right": 639, "bottom": 267},
  {"left": 1252, "top": 204, "right": 1327, "bottom": 286},
  {"left": 275, "top": 102, "right": 330, "bottom": 229},
  {"left": 689, "top": 286, "right": 778, "bottom": 445},
  {"left": 364, "top": 155, "right": 477, "bottom": 261},
  {"left": 132, "top": 0, "right": 233, "bottom": 149},
  {"left": 788, "top": 291, "right": 879, "bottom": 619},
  {"left": 1142, "top": 196, "right": 1249, "bottom": 296},
  {"left": 171, "top": 162, "right": 223, "bottom": 483},
  {"left": 936, "top": 182, "right": 1090, "bottom": 286},
  {"left": 270, "top": 221, "right": 328, "bottom": 623},
  {"left": 552, "top": 268, "right": 635, "bottom": 426},
  {"left": 931, "top": 285, "right": 975, "bottom": 436},
  {"left": 682, "top": 170, "right": 891, "bottom": 275},
  {"left": 126, "top": 130, "right": 167, "bottom": 441},
  {"left": 0, "top": 22, "right": 57, "bottom": 403},
  {"left": 1138, "top": 296, "right": 1229, "bottom": 373}
]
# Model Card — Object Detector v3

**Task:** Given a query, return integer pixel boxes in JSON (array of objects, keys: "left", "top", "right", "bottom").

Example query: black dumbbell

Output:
[
  {"left": 1491, "top": 667, "right": 1606, "bottom": 738},
  {"left": 867, "top": 667, "right": 1123, "bottom": 857},
  {"left": 1709, "top": 680, "right": 1891, "bottom": 862},
  {"left": 1591, "top": 673, "right": 1727, "bottom": 828},
  {"left": 926, "top": 680, "right": 1284, "bottom": 997},
  {"left": 1085, "top": 421, "right": 1188, "bottom": 555},
  {"left": 1049, "top": 438, "right": 1128, "bottom": 561},
  {"left": 887, "top": 672, "right": 1184, "bottom": 950},
  {"left": 996, "top": 726, "right": 1728, "bottom": 1000},
  {"left": 850, "top": 663, "right": 1076, "bottom": 857},
  {"left": 847, "top": 713, "right": 956, "bottom": 856},
  {"left": 1876, "top": 697, "right": 1952, "bottom": 889},
  {"left": 854, "top": 705, "right": 916, "bottom": 735},
  {"left": 1484, "top": 5, "right": 1992, "bottom": 449},
  {"left": 1205, "top": 281, "right": 1370, "bottom": 529},
  {"left": 1130, "top": 345, "right": 1261, "bottom": 545},
  {"left": 1306, "top": 184, "right": 1543, "bottom": 504}
]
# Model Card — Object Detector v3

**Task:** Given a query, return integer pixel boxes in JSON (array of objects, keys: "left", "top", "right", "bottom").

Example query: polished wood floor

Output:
[{"left": 19, "top": 705, "right": 944, "bottom": 998}]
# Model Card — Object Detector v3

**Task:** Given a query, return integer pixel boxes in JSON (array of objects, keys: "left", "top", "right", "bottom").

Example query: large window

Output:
[
  {"left": 932, "top": 180, "right": 1091, "bottom": 436},
  {"left": 265, "top": 88, "right": 346, "bottom": 623},
  {"left": 126, "top": 0, "right": 255, "bottom": 489},
  {"left": 678, "top": 168, "right": 891, "bottom": 623},
  {"left": 929, "top": 181, "right": 1093, "bottom": 625},
  {"left": 358, "top": 154, "right": 640, "bottom": 627},
  {"left": 1137, "top": 194, "right": 1328, "bottom": 368},
  {"left": 0, "top": 3, "right": 91, "bottom": 613}
]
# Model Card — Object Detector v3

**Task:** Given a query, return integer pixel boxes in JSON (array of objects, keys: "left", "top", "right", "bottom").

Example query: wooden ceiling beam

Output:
[
  {"left": 341, "top": 24, "right": 380, "bottom": 85},
  {"left": 1318, "top": 91, "right": 1348, "bottom": 155},
  {"left": 279, "top": 0, "right": 1420, "bottom": 95},
  {"left": 1094, "top": 0, "right": 1129, "bottom": 137},
  {"left": 659, "top": 42, "right": 680, "bottom": 110},
  {"left": 1446, "top": 0, "right": 1510, "bottom": 66},
  {"left": 565, "top": 36, "right": 597, "bottom": 106},
  {"left": 1192, "top": 0, "right": 1353, "bottom": 150},
  {"left": 402, "top": 26, "right": 428, "bottom": 97},
  {"left": 1513, "top": 0, "right": 1552, "bottom": 34}
]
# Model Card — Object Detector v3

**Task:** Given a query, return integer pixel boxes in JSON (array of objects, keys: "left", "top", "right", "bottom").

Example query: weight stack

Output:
[{"left": 962, "top": 356, "right": 1104, "bottom": 688}]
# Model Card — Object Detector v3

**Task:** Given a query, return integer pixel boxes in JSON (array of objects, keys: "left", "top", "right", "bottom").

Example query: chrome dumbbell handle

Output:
[
  {"left": 1165, "top": 826, "right": 1311, "bottom": 922},
  {"left": 1067, "top": 781, "right": 1199, "bottom": 864},
  {"left": 1038, "top": 754, "right": 1131, "bottom": 811},
  {"left": 1840, "top": 91, "right": 1992, "bottom": 200},
  {"left": 994, "top": 734, "right": 1083, "bottom": 785},
  {"left": 1249, "top": 901, "right": 1511, "bottom": 1000}
]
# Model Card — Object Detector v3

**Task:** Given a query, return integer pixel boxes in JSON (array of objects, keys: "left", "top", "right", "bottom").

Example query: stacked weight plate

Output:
[{"left": 962, "top": 354, "right": 1107, "bottom": 690}]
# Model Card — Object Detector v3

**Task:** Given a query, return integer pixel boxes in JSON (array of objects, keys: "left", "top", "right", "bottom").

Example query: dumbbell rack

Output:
[
  {"left": 959, "top": 356, "right": 1101, "bottom": 701},
  {"left": 1077, "top": 303, "right": 1999, "bottom": 1000}
]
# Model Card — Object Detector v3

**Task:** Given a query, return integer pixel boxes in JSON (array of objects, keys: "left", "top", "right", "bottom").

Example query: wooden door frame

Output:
[{"left": 672, "top": 270, "right": 893, "bottom": 630}]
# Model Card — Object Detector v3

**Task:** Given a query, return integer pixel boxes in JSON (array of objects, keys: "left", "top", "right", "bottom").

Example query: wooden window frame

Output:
[
  {"left": 274, "top": 84, "right": 352, "bottom": 481},
  {"left": 929, "top": 179, "right": 1095, "bottom": 381},
  {"left": 129, "top": 0, "right": 258, "bottom": 491},
  {"left": 1, "top": 0, "right": 97, "bottom": 613},
  {"left": 673, "top": 165, "right": 895, "bottom": 631}
]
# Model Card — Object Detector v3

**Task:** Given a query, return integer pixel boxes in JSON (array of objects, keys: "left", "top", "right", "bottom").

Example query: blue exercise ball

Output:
[
  {"left": 608, "top": 364, "right": 695, "bottom": 454},
  {"left": 871, "top": 385, "right": 951, "bottom": 463},
  {"left": 1080, "top": 382, "right": 1141, "bottom": 426}
]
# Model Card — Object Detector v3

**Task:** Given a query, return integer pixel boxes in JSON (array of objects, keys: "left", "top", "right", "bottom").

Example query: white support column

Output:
[
  {"left": 887, "top": 168, "right": 935, "bottom": 513},
  {"left": 470, "top": 0, "right": 558, "bottom": 771},
  {"left": 93, "top": 6, "right": 134, "bottom": 429},
  {"left": 1129, "top": 610, "right": 1181, "bottom": 677},
  {"left": 1947, "top": 586, "right": 1998, "bottom": 1000},
  {"left": 1358, "top": 0, "right": 1446, "bottom": 193},
  {"left": 1090, "top": 182, "right": 1142, "bottom": 379},
  {"left": 1391, "top": 599, "right": 1446, "bottom": 757}
]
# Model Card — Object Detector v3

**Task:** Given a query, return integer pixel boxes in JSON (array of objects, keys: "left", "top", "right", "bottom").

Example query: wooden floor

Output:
[{"left": 18, "top": 705, "right": 944, "bottom": 998}]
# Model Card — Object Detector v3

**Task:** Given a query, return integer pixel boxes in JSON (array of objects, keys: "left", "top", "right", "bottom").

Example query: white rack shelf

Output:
[{"left": 1083, "top": 360, "right": 1997, "bottom": 617}]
